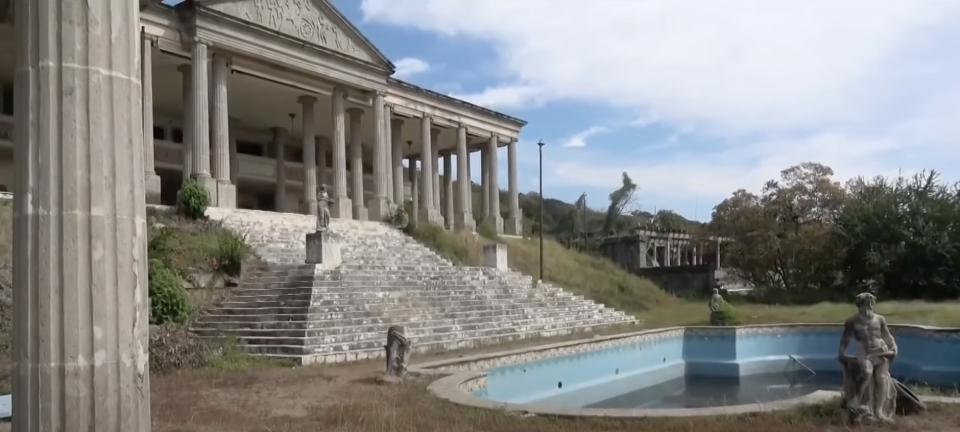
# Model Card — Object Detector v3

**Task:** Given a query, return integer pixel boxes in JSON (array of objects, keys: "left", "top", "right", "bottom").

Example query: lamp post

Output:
[{"left": 537, "top": 139, "right": 545, "bottom": 283}]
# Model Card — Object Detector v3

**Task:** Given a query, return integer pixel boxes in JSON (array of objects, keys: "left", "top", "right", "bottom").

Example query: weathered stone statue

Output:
[
  {"left": 316, "top": 185, "right": 331, "bottom": 231},
  {"left": 838, "top": 292, "right": 899, "bottom": 423},
  {"left": 381, "top": 325, "right": 411, "bottom": 383},
  {"left": 708, "top": 288, "right": 726, "bottom": 325}
]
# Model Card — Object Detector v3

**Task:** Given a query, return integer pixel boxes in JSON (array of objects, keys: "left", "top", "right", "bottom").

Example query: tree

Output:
[
  {"left": 651, "top": 210, "right": 687, "bottom": 231},
  {"left": 603, "top": 172, "right": 638, "bottom": 235}
]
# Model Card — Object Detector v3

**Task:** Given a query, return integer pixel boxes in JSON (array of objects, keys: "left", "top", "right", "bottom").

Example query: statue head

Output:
[
  {"left": 712, "top": 288, "right": 719, "bottom": 296},
  {"left": 854, "top": 292, "right": 876, "bottom": 318}
]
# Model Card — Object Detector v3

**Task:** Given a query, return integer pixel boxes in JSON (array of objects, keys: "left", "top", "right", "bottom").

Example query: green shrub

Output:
[
  {"left": 717, "top": 302, "right": 742, "bottom": 326},
  {"left": 149, "top": 259, "right": 190, "bottom": 325},
  {"left": 178, "top": 179, "right": 210, "bottom": 220},
  {"left": 390, "top": 205, "right": 410, "bottom": 230},
  {"left": 215, "top": 230, "right": 249, "bottom": 277},
  {"left": 149, "top": 225, "right": 182, "bottom": 269}
]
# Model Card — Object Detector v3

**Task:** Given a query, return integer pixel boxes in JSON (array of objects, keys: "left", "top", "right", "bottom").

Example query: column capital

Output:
[
  {"left": 192, "top": 36, "right": 211, "bottom": 47},
  {"left": 346, "top": 107, "right": 364, "bottom": 117},
  {"left": 390, "top": 117, "right": 405, "bottom": 128},
  {"left": 298, "top": 94, "right": 318, "bottom": 105},
  {"left": 422, "top": 114, "right": 434, "bottom": 122},
  {"left": 374, "top": 90, "right": 388, "bottom": 98},
  {"left": 177, "top": 63, "right": 191, "bottom": 73},
  {"left": 333, "top": 86, "right": 349, "bottom": 98}
]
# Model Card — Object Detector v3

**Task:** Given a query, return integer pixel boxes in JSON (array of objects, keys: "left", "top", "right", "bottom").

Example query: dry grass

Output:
[{"left": 149, "top": 359, "right": 960, "bottom": 432}]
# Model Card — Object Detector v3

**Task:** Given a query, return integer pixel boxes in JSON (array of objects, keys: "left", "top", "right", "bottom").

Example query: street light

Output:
[{"left": 537, "top": 139, "right": 545, "bottom": 284}]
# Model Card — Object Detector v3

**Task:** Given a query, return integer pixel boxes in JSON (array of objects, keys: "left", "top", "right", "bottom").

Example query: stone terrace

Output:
[{"left": 191, "top": 208, "right": 635, "bottom": 364}]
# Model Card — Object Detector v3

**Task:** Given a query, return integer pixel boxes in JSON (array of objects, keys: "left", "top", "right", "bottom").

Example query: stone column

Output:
[
  {"left": 465, "top": 149, "right": 473, "bottom": 216},
  {"left": 481, "top": 145, "right": 490, "bottom": 218},
  {"left": 330, "top": 88, "right": 352, "bottom": 219},
  {"left": 505, "top": 139, "right": 522, "bottom": 235},
  {"left": 347, "top": 107, "right": 367, "bottom": 221},
  {"left": 486, "top": 135, "right": 503, "bottom": 233},
  {"left": 408, "top": 157, "right": 419, "bottom": 219},
  {"left": 270, "top": 127, "right": 287, "bottom": 212},
  {"left": 229, "top": 117, "right": 240, "bottom": 186},
  {"left": 443, "top": 152, "right": 454, "bottom": 230},
  {"left": 391, "top": 118, "right": 405, "bottom": 204},
  {"left": 454, "top": 125, "right": 476, "bottom": 231},
  {"left": 693, "top": 244, "right": 699, "bottom": 265},
  {"left": 368, "top": 92, "right": 389, "bottom": 220},
  {"left": 664, "top": 238, "right": 673, "bottom": 266},
  {"left": 142, "top": 31, "right": 162, "bottom": 204},
  {"left": 316, "top": 136, "right": 329, "bottom": 190},
  {"left": 178, "top": 64, "right": 193, "bottom": 182},
  {"left": 299, "top": 96, "right": 318, "bottom": 215},
  {"left": 210, "top": 53, "right": 235, "bottom": 208},
  {"left": 12, "top": 0, "right": 151, "bottom": 430},
  {"left": 716, "top": 238, "right": 722, "bottom": 269},
  {"left": 384, "top": 105, "right": 394, "bottom": 205},
  {"left": 189, "top": 41, "right": 217, "bottom": 201},
  {"left": 431, "top": 128, "right": 441, "bottom": 211},
  {"left": 418, "top": 116, "right": 442, "bottom": 225}
]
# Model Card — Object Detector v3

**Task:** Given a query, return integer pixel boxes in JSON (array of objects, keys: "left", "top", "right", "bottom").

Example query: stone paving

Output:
[{"left": 191, "top": 208, "right": 634, "bottom": 364}]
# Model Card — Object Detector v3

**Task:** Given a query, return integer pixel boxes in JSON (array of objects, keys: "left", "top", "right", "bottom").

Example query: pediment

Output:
[{"left": 202, "top": 0, "right": 392, "bottom": 70}]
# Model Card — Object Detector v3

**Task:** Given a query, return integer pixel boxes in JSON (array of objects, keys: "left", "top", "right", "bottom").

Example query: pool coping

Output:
[{"left": 410, "top": 324, "right": 960, "bottom": 418}]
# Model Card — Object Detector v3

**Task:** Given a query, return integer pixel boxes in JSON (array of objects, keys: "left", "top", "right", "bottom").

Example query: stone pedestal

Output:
[
  {"left": 331, "top": 196, "right": 353, "bottom": 219},
  {"left": 455, "top": 212, "right": 477, "bottom": 232},
  {"left": 483, "top": 243, "right": 509, "bottom": 270},
  {"left": 485, "top": 214, "right": 504, "bottom": 235},
  {"left": 419, "top": 207, "right": 444, "bottom": 227},
  {"left": 306, "top": 231, "right": 342, "bottom": 270},
  {"left": 368, "top": 196, "right": 390, "bottom": 222},
  {"left": 217, "top": 181, "right": 237, "bottom": 209},
  {"left": 504, "top": 216, "right": 523, "bottom": 236},
  {"left": 145, "top": 172, "right": 163, "bottom": 205}
]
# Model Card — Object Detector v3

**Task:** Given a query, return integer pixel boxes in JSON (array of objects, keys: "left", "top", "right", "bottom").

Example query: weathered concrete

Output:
[
  {"left": 454, "top": 125, "right": 476, "bottom": 231},
  {"left": 368, "top": 92, "right": 389, "bottom": 221},
  {"left": 348, "top": 108, "right": 367, "bottom": 221},
  {"left": 299, "top": 96, "right": 319, "bottom": 216},
  {"left": 482, "top": 244, "right": 509, "bottom": 270},
  {"left": 505, "top": 139, "right": 522, "bottom": 235},
  {"left": 485, "top": 135, "right": 503, "bottom": 233},
  {"left": 12, "top": 0, "right": 151, "bottom": 430},
  {"left": 419, "top": 116, "right": 442, "bottom": 226}
]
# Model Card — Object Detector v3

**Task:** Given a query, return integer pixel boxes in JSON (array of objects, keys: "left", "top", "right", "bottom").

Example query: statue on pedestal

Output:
[
  {"left": 838, "top": 292, "right": 898, "bottom": 423},
  {"left": 316, "top": 185, "right": 331, "bottom": 231},
  {"left": 708, "top": 288, "right": 726, "bottom": 325},
  {"left": 381, "top": 325, "right": 411, "bottom": 383}
]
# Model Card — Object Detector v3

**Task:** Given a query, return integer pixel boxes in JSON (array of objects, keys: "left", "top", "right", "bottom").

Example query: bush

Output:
[
  {"left": 215, "top": 230, "right": 249, "bottom": 277},
  {"left": 178, "top": 179, "right": 210, "bottom": 220},
  {"left": 149, "top": 225, "right": 182, "bottom": 269},
  {"left": 149, "top": 323, "right": 205, "bottom": 375},
  {"left": 149, "top": 259, "right": 190, "bottom": 325},
  {"left": 477, "top": 220, "right": 498, "bottom": 240},
  {"left": 390, "top": 205, "right": 410, "bottom": 230},
  {"left": 712, "top": 302, "right": 742, "bottom": 326}
]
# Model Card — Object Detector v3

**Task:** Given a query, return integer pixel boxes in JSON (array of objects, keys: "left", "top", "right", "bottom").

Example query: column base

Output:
[
  {"left": 332, "top": 196, "right": 353, "bottom": 219},
  {"left": 300, "top": 198, "right": 319, "bottom": 216},
  {"left": 353, "top": 204, "right": 368, "bottom": 222},
  {"left": 216, "top": 181, "right": 237, "bottom": 209},
  {"left": 418, "top": 206, "right": 444, "bottom": 227},
  {"left": 485, "top": 214, "right": 504, "bottom": 234},
  {"left": 504, "top": 216, "right": 523, "bottom": 235},
  {"left": 191, "top": 173, "right": 219, "bottom": 206},
  {"left": 454, "top": 212, "right": 477, "bottom": 232},
  {"left": 368, "top": 196, "right": 391, "bottom": 222},
  {"left": 145, "top": 172, "right": 162, "bottom": 205}
]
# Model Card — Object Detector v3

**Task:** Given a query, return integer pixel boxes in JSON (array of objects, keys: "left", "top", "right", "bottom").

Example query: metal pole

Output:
[{"left": 538, "top": 140, "right": 545, "bottom": 283}]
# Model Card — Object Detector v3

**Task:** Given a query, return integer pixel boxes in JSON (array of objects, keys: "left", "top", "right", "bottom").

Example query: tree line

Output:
[{"left": 710, "top": 162, "right": 960, "bottom": 302}]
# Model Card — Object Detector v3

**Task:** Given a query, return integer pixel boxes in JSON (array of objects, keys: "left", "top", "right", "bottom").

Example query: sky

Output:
[{"left": 164, "top": 0, "right": 960, "bottom": 221}]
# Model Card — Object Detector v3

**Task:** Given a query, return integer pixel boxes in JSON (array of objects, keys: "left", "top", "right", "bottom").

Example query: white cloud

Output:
[
  {"left": 362, "top": 0, "right": 960, "bottom": 211},
  {"left": 392, "top": 57, "right": 431, "bottom": 79},
  {"left": 560, "top": 126, "right": 609, "bottom": 148}
]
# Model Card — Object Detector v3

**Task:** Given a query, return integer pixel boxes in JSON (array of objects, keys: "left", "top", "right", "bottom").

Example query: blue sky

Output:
[{"left": 165, "top": 0, "right": 960, "bottom": 220}]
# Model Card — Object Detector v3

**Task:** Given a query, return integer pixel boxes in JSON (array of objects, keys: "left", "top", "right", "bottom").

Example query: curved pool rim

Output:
[{"left": 412, "top": 323, "right": 960, "bottom": 418}]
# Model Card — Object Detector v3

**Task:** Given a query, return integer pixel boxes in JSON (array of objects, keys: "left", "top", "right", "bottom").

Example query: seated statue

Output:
[{"left": 838, "top": 292, "right": 898, "bottom": 423}]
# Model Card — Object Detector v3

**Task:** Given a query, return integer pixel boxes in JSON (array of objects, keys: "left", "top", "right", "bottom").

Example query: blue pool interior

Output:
[{"left": 476, "top": 327, "right": 960, "bottom": 409}]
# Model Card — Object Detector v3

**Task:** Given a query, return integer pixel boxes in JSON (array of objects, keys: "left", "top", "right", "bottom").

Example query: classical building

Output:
[{"left": 0, "top": 0, "right": 526, "bottom": 234}]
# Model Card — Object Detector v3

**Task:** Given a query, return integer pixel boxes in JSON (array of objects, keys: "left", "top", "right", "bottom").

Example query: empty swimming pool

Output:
[{"left": 429, "top": 325, "right": 960, "bottom": 412}]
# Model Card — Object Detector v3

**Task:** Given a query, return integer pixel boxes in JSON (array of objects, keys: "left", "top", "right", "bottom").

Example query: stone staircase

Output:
[{"left": 192, "top": 207, "right": 635, "bottom": 364}]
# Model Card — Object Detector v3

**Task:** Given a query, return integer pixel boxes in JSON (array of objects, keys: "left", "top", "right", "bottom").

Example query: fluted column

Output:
[
  {"left": 408, "top": 156, "right": 419, "bottom": 219},
  {"left": 443, "top": 152, "right": 454, "bottom": 230},
  {"left": 368, "top": 92, "right": 389, "bottom": 220},
  {"left": 178, "top": 64, "right": 193, "bottom": 181},
  {"left": 481, "top": 145, "right": 490, "bottom": 218},
  {"left": 486, "top": 135, "right": 503, "bottom": 233},
  {"left": 347, "top": 108, "right": 367, "bottom": 221},
  {"left": 142, "top": 31, "right": 162, "bottom": 204},
  {"left": 417, "top": 116, "right": 442, "bottom": 225},
  {"left": 391, "top": 118, "right": 405, "bottom": 204},
  {"left": 12, "top": 0, "right": 151, "bottom": 430},
  {"left": 454, "top": 125, "right": 476, "bottom": 231},
  {"left": 431, "top": 128, "right": 441, "bottom": 211},
  {"left": 189, "top": 41, "right": 217, "bottom": 201},
  {"left": 317, "top": 136, "right": 329, "bottom": 190},
  {"left": 271, "top": 127, "right": 287, "bottom": 212},
  {"left": 384, "top": 105, "right": 394, "bottom": 205},
  {"left": 299, "top": 95, "right": 318, "bottom": 215},
  {"left": 229, "top": 117, "right": 240, "bottom": 186},
  {"left": 505, "top": 139, "right": 522, "bottom": 235},
  {"left": 210, "top": 53, "right": 235, "bottom": 208},
  {"left": 330, "top": 88, "right": 352, "bottom": 219}
]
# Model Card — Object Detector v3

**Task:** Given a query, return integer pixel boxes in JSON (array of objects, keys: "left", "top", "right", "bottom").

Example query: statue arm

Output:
[
  {"left": 880, "top": 316, "right": 897, "bottom": 355},
  {"left": 838, "top": 319, "right": 853, "bottom": 360}
]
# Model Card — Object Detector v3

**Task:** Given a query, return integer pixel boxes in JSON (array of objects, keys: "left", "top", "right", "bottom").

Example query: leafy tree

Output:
[{"left": 603, "top": 172, "right": 639, "bottom": 235}]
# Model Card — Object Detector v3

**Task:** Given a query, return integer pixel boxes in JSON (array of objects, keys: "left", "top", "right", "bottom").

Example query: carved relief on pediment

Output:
[{"left": 207, "top": 0, "right": 374, "bottom": 63}]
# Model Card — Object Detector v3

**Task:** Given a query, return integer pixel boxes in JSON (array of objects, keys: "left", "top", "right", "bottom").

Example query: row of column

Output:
[{"left": 655, "top": 240, "right": 705, "bottom": 267}]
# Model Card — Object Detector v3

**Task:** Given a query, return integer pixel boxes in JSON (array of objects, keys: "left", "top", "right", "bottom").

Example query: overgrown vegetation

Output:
[{"left": 177, "top": 178, "right": 210, "bottom": 220}]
